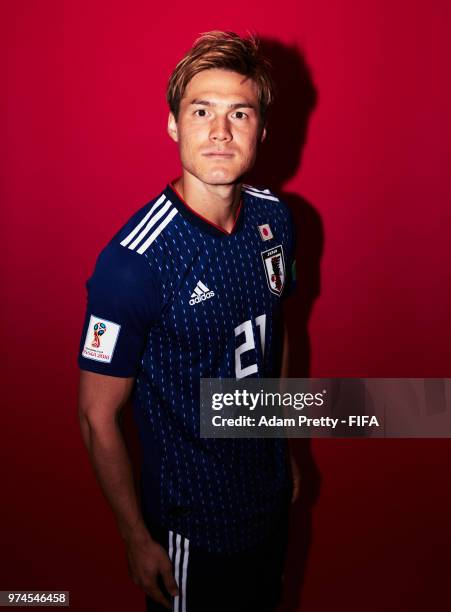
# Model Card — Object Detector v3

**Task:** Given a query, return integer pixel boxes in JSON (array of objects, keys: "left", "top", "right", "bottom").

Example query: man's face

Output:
[{"left": 167, "top": 68, "right": 266, "bottom": 186}]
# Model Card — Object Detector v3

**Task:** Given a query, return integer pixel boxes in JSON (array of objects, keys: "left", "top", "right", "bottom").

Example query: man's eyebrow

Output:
[{"left": 190, "top": 98, "right": 256, "bottom": 110}]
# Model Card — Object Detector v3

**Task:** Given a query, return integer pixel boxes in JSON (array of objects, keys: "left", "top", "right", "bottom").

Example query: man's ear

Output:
[
  {"left": 167, "top": 112, "right": 179, "bottom": 142},
  {"left": 260, "top": 124, "right": 267, "bottom": 143}
]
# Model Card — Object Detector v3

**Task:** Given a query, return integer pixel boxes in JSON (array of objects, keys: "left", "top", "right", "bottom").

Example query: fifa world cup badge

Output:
[{"left": 82, "top": 315, "right": 121, "bottom": 363}]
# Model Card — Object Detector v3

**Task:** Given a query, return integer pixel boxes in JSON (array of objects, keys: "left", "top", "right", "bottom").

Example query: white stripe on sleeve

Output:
[
  {"left": 181, "top": 537, "right": 190, "bottom": 612},
  {"left": 120, "top": 194, "right": 166, "bottom": 247},
  {"left": 136, "top": 208, "right": 178, "bottom": 254},
  {"left": 128, "top": 201, "right": 173, "bottom": 250}
]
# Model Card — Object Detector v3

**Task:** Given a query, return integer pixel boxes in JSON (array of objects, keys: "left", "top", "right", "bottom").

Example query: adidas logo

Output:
[{"left": 189, "top": 281, "right": 215, "bottom": 306}]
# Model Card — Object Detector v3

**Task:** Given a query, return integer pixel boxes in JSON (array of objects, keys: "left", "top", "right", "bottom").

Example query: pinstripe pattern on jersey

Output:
[{"left": 133, "top": 185, "right": 293, "bottom": 553}]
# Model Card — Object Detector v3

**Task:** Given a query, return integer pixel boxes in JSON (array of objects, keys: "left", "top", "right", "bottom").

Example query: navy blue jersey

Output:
[{"left": 78, "top": 181, "right": 297, "bottom": 553}]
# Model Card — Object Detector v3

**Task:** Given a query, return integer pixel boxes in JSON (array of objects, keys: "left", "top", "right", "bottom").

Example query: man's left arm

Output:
[{"left": 281, "top": 318, "right": 301, "bottom": 504}]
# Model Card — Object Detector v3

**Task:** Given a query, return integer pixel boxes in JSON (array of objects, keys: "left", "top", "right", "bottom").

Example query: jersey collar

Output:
[{"left": 164, "top": 181, "right": 245, "bottom": 239}]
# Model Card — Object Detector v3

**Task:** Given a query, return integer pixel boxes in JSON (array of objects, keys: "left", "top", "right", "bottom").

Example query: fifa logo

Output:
[{"left": 92, "top": 321, "right": 107, "bottom": 348}]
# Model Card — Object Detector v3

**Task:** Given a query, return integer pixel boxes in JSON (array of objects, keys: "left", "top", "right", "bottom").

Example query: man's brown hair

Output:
[{"left": 166, "top": 30, "right": 275, "bottom": 126}]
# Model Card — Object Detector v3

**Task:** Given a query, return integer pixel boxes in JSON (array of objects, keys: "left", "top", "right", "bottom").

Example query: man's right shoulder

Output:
[
  {"left": 91, "top": 188, "right": 176, "bottom": 286},
  {"left": 113, "top": 188, "right": 178, "bottom": 255}
]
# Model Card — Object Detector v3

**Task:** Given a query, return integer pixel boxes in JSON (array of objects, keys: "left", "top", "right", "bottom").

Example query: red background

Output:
[{"left": 2, "top": 1, "right": 451, "bottom": 610}]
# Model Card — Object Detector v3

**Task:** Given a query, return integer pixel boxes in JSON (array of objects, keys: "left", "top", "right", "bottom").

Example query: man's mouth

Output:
[{"left": 202, "top": 151, "right": 234, "bottom": 157}]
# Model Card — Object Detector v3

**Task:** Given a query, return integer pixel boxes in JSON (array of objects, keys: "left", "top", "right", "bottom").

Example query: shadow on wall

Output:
[{"left": 248, "top": 39, "right": 324, "bottom": 612}]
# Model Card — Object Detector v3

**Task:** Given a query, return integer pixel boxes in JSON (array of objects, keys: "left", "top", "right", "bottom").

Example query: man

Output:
[{"left": 78, "top": 30, "right": 300, "bottom": 612}]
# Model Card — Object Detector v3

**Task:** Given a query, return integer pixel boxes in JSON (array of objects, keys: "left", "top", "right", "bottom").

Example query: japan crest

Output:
[{"left": 261, "top": 245, "right": 286, "bottom": 296}]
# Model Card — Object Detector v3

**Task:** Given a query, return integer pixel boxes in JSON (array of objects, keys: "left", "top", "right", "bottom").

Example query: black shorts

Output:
[{"left": 144, "top": 514, "right": 289, "bottom": 612}]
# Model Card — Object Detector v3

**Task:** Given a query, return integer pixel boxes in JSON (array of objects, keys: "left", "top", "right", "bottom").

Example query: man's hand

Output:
[
  {"left": 289, "top": 454, "right": 301, "bottom": 504},
  {"left": 126, "top": 531, "right": 179, "bottom": 610}
]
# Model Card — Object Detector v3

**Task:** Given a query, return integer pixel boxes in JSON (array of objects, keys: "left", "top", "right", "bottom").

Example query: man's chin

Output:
[
  {"left": 200, "top": 170, "right": 246, "bottom": 187},
  {"left": 184, "top": 165, "right": 249, "bottom": 187}
]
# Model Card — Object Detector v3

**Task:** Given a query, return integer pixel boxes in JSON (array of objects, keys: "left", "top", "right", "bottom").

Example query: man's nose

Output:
[{"left": 210, "top": 116, "right": 232, "bottom": 142}]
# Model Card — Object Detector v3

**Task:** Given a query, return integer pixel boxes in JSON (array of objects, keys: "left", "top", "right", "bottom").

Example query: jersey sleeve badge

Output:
[{"left": 82, "top": 315, "right": 121, "bottom": 363}]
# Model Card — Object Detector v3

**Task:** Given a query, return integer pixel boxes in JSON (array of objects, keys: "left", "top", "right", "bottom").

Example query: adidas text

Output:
[{"left": 189, "top": 290, "right": 215, "bottom": 306}]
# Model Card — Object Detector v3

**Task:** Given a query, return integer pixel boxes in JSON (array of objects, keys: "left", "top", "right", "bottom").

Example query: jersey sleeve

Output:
[
  {"left": 282, "top": 204, "right": 297, "bottom": 300},
  {"left": 77, "top": 243, "right": 162, "bottom": 377}
]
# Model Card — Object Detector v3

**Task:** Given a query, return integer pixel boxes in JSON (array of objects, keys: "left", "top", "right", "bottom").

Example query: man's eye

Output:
[
  {"left": 232, "top": 111, "right": 248, "bottom": 120},
  {"left": 194, "top": 109, "right": 208, "bottom": 117}
]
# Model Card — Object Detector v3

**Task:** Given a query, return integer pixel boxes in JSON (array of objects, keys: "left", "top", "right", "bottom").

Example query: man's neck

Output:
[{"left": 172, "top": 173, "right": 242, "bottom": 234}]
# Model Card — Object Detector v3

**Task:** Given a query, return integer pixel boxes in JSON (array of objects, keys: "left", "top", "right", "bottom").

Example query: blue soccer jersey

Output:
[{"left": 78, "top": 181, "right": 297, "bottom": 553}]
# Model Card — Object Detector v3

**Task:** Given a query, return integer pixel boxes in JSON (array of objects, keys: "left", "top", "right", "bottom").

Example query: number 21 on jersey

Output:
[{"left": 234, "top": 314, "right": 266, "bottom": 379}]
